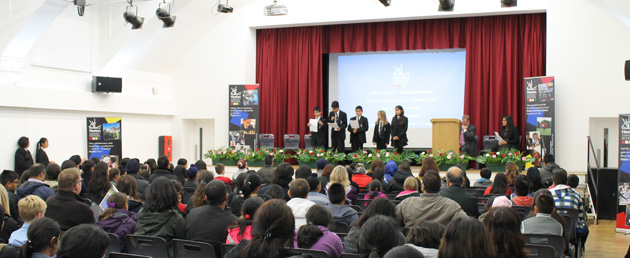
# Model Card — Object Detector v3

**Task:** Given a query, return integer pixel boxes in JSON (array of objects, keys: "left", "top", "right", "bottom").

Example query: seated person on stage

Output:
[
  {"left": 286, "top": 179, "right": 316, "bottom": 229},
  {"left": 521, "top": 193, "right": 563, "bottom": 236},
  {"left": 498, "top": 115, "right": 520, "bottom": 150},
  {"left": 473, "top": 168, "right": 493, "bottom": 188},
  {"left": 325, "top": 183, "right": 358, "bottom": 227},
  {"left": 459, "top": 115, "right": 478, "bottom": 155}
]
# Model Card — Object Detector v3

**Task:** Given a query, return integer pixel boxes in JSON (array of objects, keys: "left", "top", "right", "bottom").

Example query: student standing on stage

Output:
[
  {"left": 329, "top": 101, "right": 347, "bottom": 152},
  {"left": 348, "top": 106, "right": 369, "bottom": 151},
  {"left": 390, "top": 105, "right": 408, "bottom": 153},
  {"left": 307, "top": 107, "right": 327, "bottom": 149},
  {"left": 372, "top": 110, "right": 391, "bottom": 150}
]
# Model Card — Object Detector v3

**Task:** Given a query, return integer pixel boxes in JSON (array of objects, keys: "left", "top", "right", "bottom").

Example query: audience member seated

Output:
[
  {"left": 372, "top": 167, "right": 386, "bottom": 185},
  {"left": 368, "top": 159, "right": 385, "bottom": 178},
  {"left": 149, "top": 156, "right": 178, "bottom": 183},
  {"left": 234, "top": 160, "right": 249, "bottom": 181},
  {"left": 484, "top": 172, "right": 513, "bottom": 196},
  {"left": 17, "top": 164, "right": 54, "bottom": 201},
  {"left": 86, "top": 162, "right": 112, "bottom": 204},
  {"left": 418, "top": 157, "right": 439, "bottom": 180},
  {"left": 186, "top": 180, "right": 237, "bottom": 244},
  {"left": 185, "top": 170, "right": 215, "bottom": 212},
  {"left": 135, "top": 177, "right": 185, "bottom": 242},
  {"left": 483, "top": 207, "right": 529, "bottom": 258},
  {"left": 194, "top": 160, "right": 207, "bottom": 171},
  {"left": 325, "top": 183, "right": 358, "bottom": 228},
  {"left": 511, "top": 175, "right": 534, "bottom": 206},
  {"left": 405, "top": 221, "right": 444, "bottom": 258},
  {"left": 568, "top": 174, "right": 579, "bottom": 188},
  {"left": 116, "top": 175, "right": 143, "bottom": 213},
  {"left": 478, "top": 195, "right": 513, "bottom": 222},
  {"left": 316, "top": 159, "right": 328, "bottom": 177},
  {"left": 295, "top": 165, "right": 312, "bottom": 180},
  {"left": 80, "top": 160, "right": 94, "bottom": 190},
  {"left": 287, "top": 179, "right": 316, "bottom": 229},
  {"left": 346, "top": 166, "right": 361, "bottom": 192},
  {"left": 295, "top": 204, "right": 343, "bottom": 258},
  {"left": 231, "top": 174, "right": 270, "bottom": 217},
  {"left": 318, "top": 164, "right": 334, "bottom": 193},
  {"left": 45, "top": 168, "right": 95, "bottom": 231},
  {"left": 43, "top": 164, "right": 60, "bottom": 191},
  {"left": 258, "top": 163, "right": 294, "bottom": 201},
  {"left": 172, "top": 165, "right": 188, "bottom": 186},
  {"left": 522, "top": 192, "right": 563, "bottom": 236},
  {"left": 343, "top": 198, "right": 397, "bottom": 254},
  {"left": 224, "top": 199, "right": 300, "bottom": 258},
  {"left": 384, "top": 245, "right": 425, "bottom": 258},
  {"left": 505, "top": 161, "right": 520, "bottom": 187},
  {"left": 365, "top": 180, "right": 387, "bottom": 200},
  {"left": 438, "top": 217, "right": 497, "bottom": 258},
  {"left": 395, "top": 177, "right": 420, "bottom": 201},
  {"left": 527, "top": 167, "right": 544, "bottom": 193},
  {"left": 229, "top": 172, "right": 249, "bottom": 206},
  {"left": 227, "top": 197, "right": 263, "bottom": 244},
  {"left": 138, "top": 164, "right": 151, "bottom": 180},
  {"left": 182, "top": 165, "right": 198, "bottom": 203},
  {"left": 125, "top": 159, "right": 148, "bottom": 201},
  {"left": 263, "top": 184, "right": 284, "bottom": 200},
  {"left": 550, "top": 168, "right": 589, "bottom": 246},
  {"left": 9, "top": 196, "right": 46, "bottom": 247},
  {"left": 108, "top": 167, "right": 121, "bottom": 187},
  {"left": 327, "top": 166, "right": 359, "bottom": 204},
  {"left": 306, "top": 174, "right": 329, "bottom": 206},
  {"left": 397, "top": 171, "right": 467, "bottom": 228},
  {"left": 473, "top": 168, "right": 493, "bottom": 188},
  {"left": 351, "top": 163, "right": 372, "bottom": 188},
  {"left": 215, "top": 163, "right": 233, "bottom": 187},
  {"left": 0, "top": 170, "right": 20, "bottom": 220},
  {"left": 96, "top": 192, "right": 137, "bottom": 252},
  {"left": 177, "top": 158, "right": 188, "bottom": 169},
  {"left": 539, "top": 154, "right": 559, "bottom": 187},
  {"left": 256, "top": 156, "right": 274, "bottom": 185},
  {"left": 359, "top": 215, "right": 404, "bottom": 258},
  {"left": 439, "top": 166, "right": 480, "bottom": 218},
  {"left": 384, "top": 160, "right": 398, "bottom": 183},
  {"left": 19, "top": 217, "right": 59, "bottom": 258},
  {"left": 57, "top": 224, "right": 108, "bottom": 258},
  {"left": 386, "top": 160, "right": 415, "bottom": 193}
]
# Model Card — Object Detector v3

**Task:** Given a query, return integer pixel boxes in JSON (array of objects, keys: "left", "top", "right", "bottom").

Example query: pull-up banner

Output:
[
  {"left": 87, "top": 117, "right": 122, "bottom": 161},
  {"left": 524, "top": 76, "right": 555, "bottom": 167},
  {"left": 616, "top": 114, "right": 630, "bottom": 232},
  {"left": 228, "top": 85, "right": 260, "bottom": 149}
]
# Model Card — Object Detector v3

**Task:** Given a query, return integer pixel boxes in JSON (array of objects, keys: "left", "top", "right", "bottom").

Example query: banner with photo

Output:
[
  {"left": 228, "top": 85, "right": 260, "bottom": 149},
  {"left": 523, "top": 76, "right": 555, "bottom": 167},
  {"left": 616, "top": 114, "right": 630, "bottom": 232},
  {"left": 87, "top": 117, "right": 122, "bottom": 165}
]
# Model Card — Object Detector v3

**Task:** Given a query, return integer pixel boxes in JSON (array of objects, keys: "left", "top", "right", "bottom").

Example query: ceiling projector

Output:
[{"left": 264, "top": 1, "right": 288, "bottom": 16}]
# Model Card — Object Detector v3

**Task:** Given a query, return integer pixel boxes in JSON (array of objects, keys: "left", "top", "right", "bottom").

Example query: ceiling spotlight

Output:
[
  {"left": 438, "top": 0, "right": 454, "bottom": 11},
  {"left": 379, "top": 0, "right": 391, "bottom": 7},
  {"left": 501, "top": 0, "right": 517, "bottom": 7},
  {"left": 156, "top": 2, "right": 176, "bottom": 28},
  {"left": 217, "top": 0, "right": 233, "bottom": 13},
  {"left": 123, "top": 4, "right": 144, "bottom": 30},
  {"left": 74, "top": 0, "right": 86, "bottom": 16}
]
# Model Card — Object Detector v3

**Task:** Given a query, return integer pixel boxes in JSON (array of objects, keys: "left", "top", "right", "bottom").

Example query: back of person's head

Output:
[
  {"left": 367, "top": 180, "right": 383, "bottom": 199},
  {"left": 20, "top": 170, "right": 30, "bottom": 185},
  {"left": 289, "top": 178, "right": 310, "bottom": 199},
  {"left": 98, "top": 192, "right": 128, "bottom": 221},
  {"left": 274, "top": 163, "right": 294, "bottom": 187},
  {"left": 329, "top": 165, "right": 350, "bottom": 189},
  {"left": 514, "top": 174, "right": 531, "bottom": 197},
  {"left": 21, "top": 217, "right": 60, "bottom": 258},
  {"left": 69, "top": 155, "right": 81, "bottom": 168},
  {"left": 446, "top": 167, "right": 464, "bottom": 186},
  {"left": 18, "top": 136, "right": 29, "bottom": 148},
  {"left": 237, "top": 159, "right": 247, "bottom": 170},
  {"left": 192, "top": 182, "right": 209, "bottom": 208},
  {"left": 356, "top": 198, "right": 397, "bottom": 228},
  {"left": 57, "top": 168, "right": 81, "bottom": 192},
  {"left": 354, "top": 163, "right": 367, "bottom": 175},
  {"left": 196, "top": 170, "right": 215, "bottom": 184},
  {"left": 195, "top": 160, "right": 207, "bottom": 171},
  {"left": 177, "top": 158, "right": 187, "bottom": 167},
  {"left": 239, "top": 199, "right": 295, "bottom": 258},
  {"left": 119, "top": 158, "right": 130, "bottom": 169},
  {"left": 89, "top": 162, "right": 111, "bottom": 195},
  {"left": 297, "top": 204, "right": 332, "bottom": 249},
  {"left": 90, "top": 156, "right": 100, "bottom": 164},
  {"left": 307, "top": 174, "right": 321, "bottom": 192},
  {"left": 81, "top": 160, "right": 94, "bottom": 174},
  {"left": 328, "top": 183, "right": 346, "bottom": 204},
  {"left": 535, "top": 192, "right": 556, "bottom": 214},
  {"left": 568, "top": 174, "right": 579, "bottom": 188},
  {"left": 117, "top": 175, "right": 138, "bottom": 199},
  {"left": 58, "top": 224, "right": 108, "bottom": 258},
  {"left": 480, "top": 168, "right": 492, "bottom": 180},
  {"left": 403, "top": 177, "right": 418, "bottom": 191},
  {"left": 125, "top": 158, "right": 140, "bottom": 174},
  {"left": 44, "top": 164, "right": 61, "bottom": 181},
  {"left": 108, "top": 168, "right": 120, "bottom": 181},
  {"left": 552, "top": 168, "right": 568, "bottom": 185},
  {"left": 60, "top": 160, "right": 77, "bottom": 171},
  {"left": 483, "top": 207, "right": 527, "bottom": 258},
  {"left": 157, "top": 156, "right": 169, "bottom": 169},
  {"left": 232, "top": 196, "right": 264, "bottom": 241},
  {"left": 29, "top": 163, "right": 46, "bottom": 178},
  {"left": 543, "top": 154, "right": 555, "bottom": 164},
  {"left": 321, "top": 164, "right": 334, "bottom": 177},
  {"left": 399, "top": 160, "right": 411, "bottom": 171},
  {"left": 0, "top": 170, "right": 19, "bottom": 186},
  {"left": 359, "top": 215, "right": 403, "bottom": 258},
  {"left": 18, "top": 195, "right": 47, "bottom": 222},
  {"left": 205, "top": 180, "right": 228, "bottom": 206},
  {"left": 264, "top": 155, "right": 273, "bottom": 166},
  {"left": 316, "top": 159, "right": 328, "bottom": 170},
  {"left": 185, "top": 165, "right": 198, "bottom": 179},
  {"left": 242, "top": 173, "right": 262, "bottom": 198},
  {"left": 144, "top": 177, "right": 178, "bottom": 212},
  {"left": 406, "top": 220, "right": 445, "bottom": 249},
  {"left": 489, "top": 172, "right": 508, "bottom": 195},
  {"left": 383, "top": 245, "right": 424, "bottom": 258},
  {"left": 215, "top": 163, "right": 225, "bottom": 175},
  {"left": 264, "top": 184, "right": 284, "bottom": 199},
  {"left": 419, "top": 157, "right": 438, "bottom": 177},
  {"left": 438, "top": 217, "right": 496, "bottom": 258},
  {"left": 372, "top": 168, "right": 385, "bottom": 183},
  {"left": 421, "top": 171, "right": 441, "bottom": 193},
  {"left": 370, "top": 159, "right": 385, "bottom": 173},
  {"left": 295, "top": 165, "right": 313, "bottom": 179}
]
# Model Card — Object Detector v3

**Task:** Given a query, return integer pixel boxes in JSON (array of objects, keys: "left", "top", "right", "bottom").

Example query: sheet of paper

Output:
[
  {"left": 309, "top": 119, "right": 319, "bottom": 132},
  {"left": 329, "top": 122, "right": 340, "bottom": 130},
  {"left": 494, "top": 131, "right": 506, "bottom": 143},
  {"left": 350, "top": 120, "right": 360, "bottom": 129}
]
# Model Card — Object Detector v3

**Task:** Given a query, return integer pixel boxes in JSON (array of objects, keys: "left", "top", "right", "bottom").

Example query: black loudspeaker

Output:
[
  {"left": 92, "top": 76, "right": 122, "bottom": 93},
  {"left": 625, "top": 60, "right": 630, "bottom": 81}
]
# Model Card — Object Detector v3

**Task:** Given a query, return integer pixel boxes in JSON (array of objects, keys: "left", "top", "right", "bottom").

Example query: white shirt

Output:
[{"left": 286, "top": 197, "right": 316, "bottom": 229}]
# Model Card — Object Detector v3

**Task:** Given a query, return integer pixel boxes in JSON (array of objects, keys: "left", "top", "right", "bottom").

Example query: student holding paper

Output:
[
  {"left": 498, "top": 115, "right": 520, "bottom": 149},
  {"left": 307, "top": 106, "right": 327, "bottom": 148},
  {"left": 348, "top": 106, "right": 369, "bottom": 151},
  {"left": 372, "top": 110, "right": 391, "bottom": 150},
  {"left": 390, "top": 105, "right": 408, "bottom": 153},
  {"left": 329, "top": 101, "right": 347, "bottom": 152}
]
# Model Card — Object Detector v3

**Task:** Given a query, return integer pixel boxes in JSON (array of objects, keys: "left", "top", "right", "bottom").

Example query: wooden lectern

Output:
[{"left": 430, "top": 118, "right": 461, "bottom": 152}]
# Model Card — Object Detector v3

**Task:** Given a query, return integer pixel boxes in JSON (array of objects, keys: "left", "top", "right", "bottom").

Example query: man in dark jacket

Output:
[
  {"left": 439, "top": 167, "right": 480, "bottom": 218},
  {"left": 16, "top": 164, "right": 55, "bottom": 201},
  {"left": 45, "top": 168, "right": 95, "bottom": 231},
  {"left": 539, "top": 154, "right": 559, "bottom": 187},
  {"left": 256, "top": 156, "right": 274, "bottom": 185},
  {"left": 126, "top": 159, "right": 148, "bottom": 201},
  {"left": 385, "top": 160, "right": 417, "bottom": 193},
  {"left": 149, "top": 156, "right": 178, "bottom": 183},
  {"left": 185, "top": 180, "right": 237, "bottom": 244},
  {"left": 182, "top": 165, "right": 198, "bottom": 204}
]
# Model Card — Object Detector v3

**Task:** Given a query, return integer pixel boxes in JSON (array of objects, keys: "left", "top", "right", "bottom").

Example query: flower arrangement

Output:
[
  {"left": 417, "top": 150, "right": 474, "bottom": 166},
  {"left": 347, "top": 150, "right": 369, "bottom": 163},
  {"left": 322, "top": 149, "right": 346, "bottom": 163},
  {"left": 204, "top": 147, "right": 243, "bottom": 161},
  {"left": 366, "top": 149, "right": 387, "bottom": 164},
  {"left": 475, "top": 148, "right": 535, "bottom": 165},
  {"left": 269, "top": 148, "right": 289, "bottom": 162},
  {"left": 293, "top": 149, "right": 321, "bottom": 162}
]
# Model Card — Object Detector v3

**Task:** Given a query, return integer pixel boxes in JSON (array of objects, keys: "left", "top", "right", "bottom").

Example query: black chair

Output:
[
  {"left": 464, "top": 187, "right": 486, "bottom": 197},
  {"left": 512, "top": 206, "right": 532, "bottom": 219},
  {"left": 525, "top": 244, "right": 555, "bottom": 258},
  {"left": 304, "top": 134, "right": 313, "bottom": 149},
  {"left": 284, "top": 134, "right": 300, "bottom": 150},
  {"left": 349, "top": 205, "right": 361, "bottom": 213},
  {"left": 295, "top": 248, "right": 329, "bottom": 258},
  {"left": 220, "top": 243, "right": 237, "bottom": 257},
  {"left": 557, "top": 208, "right": 580, "bottom": 258},
  {"left": 483, "top": 135, "right": 499, "bottom": 152},
  {"left": 524, "top": 234, "right": 564, "bottom": 258},
  {"left": 106, "top": 233, "right": 121, "bottom": 258},
  {"left": 172, "top": 239, "right": 215, "bottom": 258},
  {"left": 330, "top": 222, "right": 350, "bottom": 234},
  {"left": 259, "top": 134, "right": 274, "bottom": 149},
  {"left": 336, "top": 233, "right": 348, "bottom": 242},
  {"left": 109, "top": 252, "right": 152, "bottom": 258},
  {"left": 354, "top": 199, "right": 372, "bottom": 211},
  {"left": 126, "top": 235, "right": 169, "bottom": 258},
  {"left": 339, "top": 253, "right": 361, "bottom": 258}
]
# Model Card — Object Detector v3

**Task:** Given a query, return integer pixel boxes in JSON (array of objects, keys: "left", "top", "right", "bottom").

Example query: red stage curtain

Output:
[{"left": 257, "top": 14, "right": 546, "bottom": 149}]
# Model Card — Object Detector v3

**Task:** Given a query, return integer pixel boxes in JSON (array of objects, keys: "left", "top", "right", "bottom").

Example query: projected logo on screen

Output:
[{"left": 393, "top": 65, "right": 410, "bottom": 88}]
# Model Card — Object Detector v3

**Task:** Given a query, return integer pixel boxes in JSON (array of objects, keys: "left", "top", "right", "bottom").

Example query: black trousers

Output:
[{"left": 331, "top": 131, "right": 345, "bottom": 152}]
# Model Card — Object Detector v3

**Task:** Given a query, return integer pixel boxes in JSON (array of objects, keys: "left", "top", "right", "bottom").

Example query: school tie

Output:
[
  {"left": 379, "top": 121, "right": 383, "bottom": 136},
  {"left": 460, "top": 130, "right": 465, "bottom": 146}
]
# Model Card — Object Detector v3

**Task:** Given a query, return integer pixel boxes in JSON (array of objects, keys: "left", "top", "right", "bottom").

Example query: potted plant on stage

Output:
[
  {"left": 245, "top": 148, "right": 272, "bottom": 167},
  {"left": 204, "top": 147, "right": 240, "bottom": 166},
  {"left": 438, "top": 150, "right": 473, "bottom": 171},
  {"left": 323, "top": 149, "right": 346, "bottom": 165},
  {"left": 365, "top": 149, "right": 387, "bottom": 168},
  {"left": 270, "top": 148, "right": 289, "bottom": 166},
  {"left": 347, "top": 150, "right": 368, "bottom": 164},
  {"left": 293, "top": 149, "right": 321, "bottom": 168},
  {"left": 475, "top": 148, "right": 534, "bottom": 172}
]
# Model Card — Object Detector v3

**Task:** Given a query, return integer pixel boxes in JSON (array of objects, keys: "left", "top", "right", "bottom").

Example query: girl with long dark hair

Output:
[
  {"left": 134, "top": 177, "right": 185, "bottom": 242},
  {"left": 296, "top": 204, "right": 343, "bottom": 258},
  {"left": 227, "top": 197, "right": 264, "bottom": 244},
  {"left": 87, "top": 162, "right": 112, "bottom": 204},
  {"left": 498, "top": 115, "right": 520, "bottom": 150},
  {"left": 358, "top": 215, "right": 404, "bottom": 258},
  {"left": 483, "top": 207, "right": 529, "bottom": 258},
  {"left": 390, "top": 106, "right": 408, "bottom": 153},
  {"left": 231, "top": 173, "right": 270, "bottom": 217},
  {"left": 485, "top": 172, "right": 513, "bottom": 196},
  {"left": 35, "top": 138, "right": 49, "bottom": 166},
  {"left": 438, "top": 217, "right": 496, "bottom": 258},
  {"left": 343, "top": 198, "right": 397, "bottom": 254},
  {"left": 19, "top": 217, "right": 60, "bottom": 258}
]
